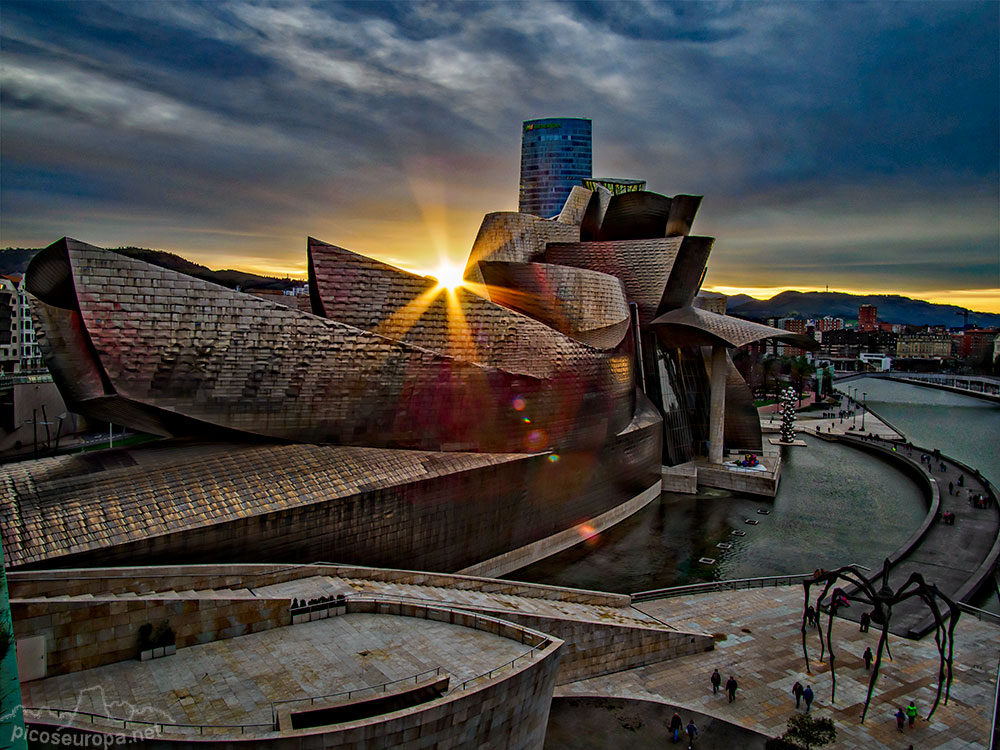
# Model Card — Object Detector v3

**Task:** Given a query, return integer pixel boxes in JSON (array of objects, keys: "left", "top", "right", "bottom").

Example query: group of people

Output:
[
  {"left": 667, "top": 712, "right": 699, "bottom": 746},
  {"left": 968, "top": 490, "right": 993, "bottom": 509},
  {"left": 790, "top": 681, "right": 815, "bottom": 712},
  {"left": 894, "top": 701, "right": 919, "bottom": 732},
  {"left": 918, "top": 453, "right": 947, "bottom": 474},
  {"left": 937, "top": 510, "right": 957, "bottom": 525},
  {"left": 709, "top": 668, "right": 739, "bottom": 702}
]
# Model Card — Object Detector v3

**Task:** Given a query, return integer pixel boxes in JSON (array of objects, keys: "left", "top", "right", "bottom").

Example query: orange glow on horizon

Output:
[{"left": 705, "top": 285, "right": 1000, "bottom": 314}]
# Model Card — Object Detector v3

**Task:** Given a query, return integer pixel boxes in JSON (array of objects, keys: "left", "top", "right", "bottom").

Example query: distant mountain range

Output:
[
  {"left": 1, "top": 246, "right": 300, "bottom": 292},
  {"left": 3, "top": 246, "right": 995, "bottom": 328},
  {"left": 725, "top": 290, "right": 1000, "bottom": 328}
]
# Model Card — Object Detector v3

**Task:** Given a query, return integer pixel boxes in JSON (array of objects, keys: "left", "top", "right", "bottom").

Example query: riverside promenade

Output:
[
  {"left": 822, "top": 433, "right": 1000, "bottom": 637},
  {"left": 561, "top": 586, "right": 1000, "bottom": 749},
  {"left": 762, "top": 390, "right": 1000, "bottom": 637}
]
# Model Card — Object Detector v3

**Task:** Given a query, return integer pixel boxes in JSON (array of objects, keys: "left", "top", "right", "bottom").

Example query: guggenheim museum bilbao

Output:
[
  {"left": 0, "top": 181, "right": 810, "bottom": 576},
  {"left": 1, "top": 173, "right": 822, "bottom": 749}
]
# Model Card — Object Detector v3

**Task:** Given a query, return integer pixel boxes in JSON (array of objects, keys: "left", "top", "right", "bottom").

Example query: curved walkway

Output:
[{"left": 557, "top": 587, "right": 999, "bottom": 749}]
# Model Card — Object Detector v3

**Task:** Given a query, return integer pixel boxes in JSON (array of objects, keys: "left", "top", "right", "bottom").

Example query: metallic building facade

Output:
[
  {"left": 2, "top": 184, "right": 809, "bottom": 571},
  {"left": 518, "top": 118, "right": 592, "bottom": 217}
]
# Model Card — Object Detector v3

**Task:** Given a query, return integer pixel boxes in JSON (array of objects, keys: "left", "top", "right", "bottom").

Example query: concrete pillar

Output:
[{"left": 709, "top": 344, "right": 728, "bottom": 464}]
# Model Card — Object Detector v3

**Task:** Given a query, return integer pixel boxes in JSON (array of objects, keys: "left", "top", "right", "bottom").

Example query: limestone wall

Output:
[
  {"left": 449, "top": 609, "right": 714, "bottom": 684},
  {"left": 11, "top": 597, "right": 290, "bottom": 678},
  {"left": 8, "top": 563, "right": 630, "bottom": 607}
]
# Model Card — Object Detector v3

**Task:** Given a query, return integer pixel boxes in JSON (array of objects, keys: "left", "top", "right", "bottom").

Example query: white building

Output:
[
  {"left": 1, "top": 274, "right": 44, "bottom": 373},
  {"left": 859, "top": 352, "right": 892, "bottom": 372}
]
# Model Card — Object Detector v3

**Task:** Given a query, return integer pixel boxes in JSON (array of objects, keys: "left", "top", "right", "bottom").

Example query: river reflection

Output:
[{"left": 508, "top": 434, "right": 926, "bottom": 593}]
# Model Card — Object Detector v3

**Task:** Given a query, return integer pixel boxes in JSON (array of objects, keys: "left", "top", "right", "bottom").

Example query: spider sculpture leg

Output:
[
  {"left": 802, "top": 565, "right": 878, "bottom": 676},
  {"left": 861, "top": 606, "right": 894, "bottom": 723},
  {"left": 801, "top": 584, "right": 813, "bottom": 674},
  {"left": 889, "top": 575, "right": 961, "bottom": 720}
]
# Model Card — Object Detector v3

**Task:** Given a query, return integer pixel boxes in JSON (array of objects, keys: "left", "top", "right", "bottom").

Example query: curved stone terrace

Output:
[{"left": 20, "top": 602, "right": 554, "bottom": 740}]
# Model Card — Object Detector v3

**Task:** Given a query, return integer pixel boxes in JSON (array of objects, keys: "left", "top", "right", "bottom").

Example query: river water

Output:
[{"left": 508, "top": 378, "right": 999, "bottom": 595}]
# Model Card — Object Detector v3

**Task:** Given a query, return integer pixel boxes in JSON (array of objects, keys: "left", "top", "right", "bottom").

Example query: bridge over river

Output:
[{"left": 835, "top": 371, "right": 1000, "bottom": 404}]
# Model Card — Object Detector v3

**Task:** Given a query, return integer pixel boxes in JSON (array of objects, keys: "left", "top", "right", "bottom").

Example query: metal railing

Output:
[
  {"left": 631, "top": 565, "right": 871, "bottom": 603},
  {"left": 23, "top": 707, "right": 272, "bottom": 735},
  {"left": 632, "top": 573, "right": 814, "bottom": 603},
  {"left": 992, "top": 651, "right": 1000, "bottom": 750},
  {"left": 453, "top": 641, "right": 551, "bottom": 691},
  {"left": 270, "top": 667, "right": 443, "bottom": 726},
  {"left": 957, "top": 602, "right": 1000, "bottom": 625}
]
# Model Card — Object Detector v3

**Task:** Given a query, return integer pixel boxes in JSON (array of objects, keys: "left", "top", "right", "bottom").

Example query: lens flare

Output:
[
  {"left": 525, "top": 429, "right": 547, "bottom": 451},
  {"left": 431, "top": 261, "right": 465, "bottom": 291},
  {"left": 548, "top": 454, "right": 560, "bottom": 463},
  {"left": 512, "top": 396, "right": 526, "bottom": 411}
]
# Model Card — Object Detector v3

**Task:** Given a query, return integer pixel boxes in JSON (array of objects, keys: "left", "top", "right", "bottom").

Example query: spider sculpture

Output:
[{"left": 801, "top": 558, "right": 960, "bottom": 723}]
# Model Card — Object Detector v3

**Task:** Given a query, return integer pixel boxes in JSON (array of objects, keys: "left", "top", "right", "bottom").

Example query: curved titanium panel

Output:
[
  {"left": 0, "top": 405, "right": 659, "bottom": 572},
  {"left": 476, "top": 261, "right": 630, "bottom": 349},
  {"left": 543, "top": 236, "right": 711, "bottom": 326},
  {"left": 544, "top": 237, "right": 679, "bottom": 326},
  {"left": 40, "top": 240, "right": 634, "bottom": 452},
  {"left": 309, "top": 238, "right": 610, "bottom": 379},
  {"left": 597, "top": 191, "right": 673, "bottom": 241},
  {"left": 464, "top": 212, "right": 579, "bottom": 275},
  {"left": 556, "top": 185, "right": 594, "bottom": 226},
  {"left": 719, "top": 351, "right": 763, "bottom": 452},
  {"left": 651, "top": 306, "right": 820, "bottom": 349},
  {"left": 580, "top": 184, "right": 612, "bottom": 242},
  {"left": 24, "top": 239, "right": 79, "bottom": 311},
  {"left": 659, "top": 236, "right": 713, "bottom": 311},
  {"left": 664, "top": 194, "right": 703, "bottom": 237}
]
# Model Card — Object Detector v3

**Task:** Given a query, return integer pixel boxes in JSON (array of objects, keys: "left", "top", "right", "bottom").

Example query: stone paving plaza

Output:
[
  {"left": 562, "top": 587, "right": 998, "bottom": 749},
  {"left": 22, "top": 613, "right": 535, "bottom": 733}
]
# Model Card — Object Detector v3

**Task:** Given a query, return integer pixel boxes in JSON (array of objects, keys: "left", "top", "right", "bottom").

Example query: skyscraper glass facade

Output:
[{"left": 519, "top": 118, "right": 592, "bottom": 217}]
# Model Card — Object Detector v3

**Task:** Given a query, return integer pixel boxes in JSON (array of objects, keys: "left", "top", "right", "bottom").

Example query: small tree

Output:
[{"left": 765, "top": 714, "right": 836, "bottom": 750}]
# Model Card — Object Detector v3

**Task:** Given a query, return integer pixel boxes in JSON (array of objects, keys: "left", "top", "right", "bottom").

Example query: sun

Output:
[{"left": 431, "top": 260, "right": 465, "bottom": 291}]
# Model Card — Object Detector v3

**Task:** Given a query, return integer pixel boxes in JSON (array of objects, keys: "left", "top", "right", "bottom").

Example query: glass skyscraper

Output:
[{"left": 519, "top": 118, "right": 592, "bottom": 217}]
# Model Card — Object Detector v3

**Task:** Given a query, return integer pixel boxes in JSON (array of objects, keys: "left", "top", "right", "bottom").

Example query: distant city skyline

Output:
[{"left": 1, "top": 1, "right": 997, "bottom": 311}]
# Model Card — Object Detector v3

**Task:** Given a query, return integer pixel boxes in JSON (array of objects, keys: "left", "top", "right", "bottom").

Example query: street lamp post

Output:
[
  {"left": 862, "top": 392, "right": 867, "bottom": 431},
  {"left": 851, "top": 388, "right": 857, "bottom": 427}
]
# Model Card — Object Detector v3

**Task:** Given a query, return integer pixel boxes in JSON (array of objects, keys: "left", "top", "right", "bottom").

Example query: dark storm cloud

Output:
[{"left": 1, "top": 0, "right": 996, "bottom": 295}]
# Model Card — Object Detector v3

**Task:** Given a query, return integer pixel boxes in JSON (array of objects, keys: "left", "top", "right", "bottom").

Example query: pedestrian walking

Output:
[
  {"left": 806, "top": 604, "right": 816, "bottom": 626},
  {"left": 905, "top": 700, "right": 918, "bottom": 727},
  {"left": 859, "top": 611, "right": 871, "bottom": 632},
  {"left": 792, "top": 681, "right": 804, "bottom": 708},
  {"left": 686, "top": 720, "right": 698, "bottom": 748},
  {"left": 895, "top": 708, "right": 906, "bottom": 732},
  {"left": 669, "top": 712, "right": 682, "bottom": 742},
  {"left": 726, "top": 675, "right": 738, "bottom": 703},
  {"left": 948, "top": 481, "right": 954, "bottom": 495},
  {"left": 803, "top": 684, "right": 814, "bottom": 712},
  {"left": 710, "top": 668, "right": 721, "bottom": 694},
  {"left": 863, "top": 646, "right": 873, "bottom": 671}
]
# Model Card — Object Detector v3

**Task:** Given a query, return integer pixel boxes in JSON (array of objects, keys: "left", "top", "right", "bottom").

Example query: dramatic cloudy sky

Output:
[{"left": 2, "top": 0, "right": 998, "bottom": 310}]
